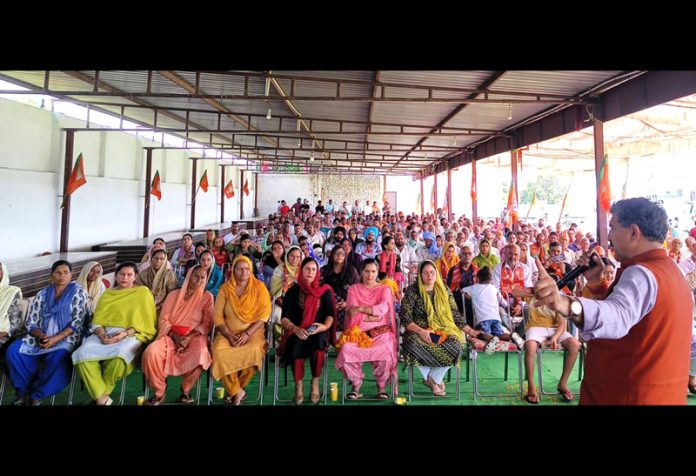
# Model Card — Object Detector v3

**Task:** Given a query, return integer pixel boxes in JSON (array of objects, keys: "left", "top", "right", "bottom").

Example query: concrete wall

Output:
[
  {"left": 319, "top": 175, "right": 381, "bottom": 211},
  {"left": 0, "top": 98, "right": 244, "bottom": 260}
]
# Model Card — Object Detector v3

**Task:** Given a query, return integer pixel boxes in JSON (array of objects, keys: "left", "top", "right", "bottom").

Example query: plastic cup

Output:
[
  {"left": 216, "top": 387, "right": 225, "bottom": 399},
  {"left": 395, "top": 396, "right": 407, "bottom": 406},
  {"left": 136, "top": 396, "right": 145, "bottom": 406},
  {"left": 330, "top": 386, "right": 338, "bottom": 402}
]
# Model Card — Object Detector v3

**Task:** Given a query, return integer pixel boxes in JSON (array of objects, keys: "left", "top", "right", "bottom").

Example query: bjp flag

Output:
[
  {"left": 224, "top": 180, "right": 234, "bottom": 199},
  {"left": 60, "top": 153, "right": 87, "bottom": 208},
  {"left": 598, "top": 154, "right": 611, "bottom": 212},
  {"left": 199, "top": 170, "right": 209, "bottom": 193},
  {"left": 151, "top": 170, "right": 162, "bottom": 200},
  {"left": 243, "top": 179, "right": 249, "bottom": 196}
]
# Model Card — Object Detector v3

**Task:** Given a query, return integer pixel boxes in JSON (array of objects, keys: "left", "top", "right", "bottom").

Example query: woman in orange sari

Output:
[
  {"left": 141, "top": 265, "right": 214, "bottom": 405},
  {"left": 211, "top": 255, "right": 271, "bottom": 405}
]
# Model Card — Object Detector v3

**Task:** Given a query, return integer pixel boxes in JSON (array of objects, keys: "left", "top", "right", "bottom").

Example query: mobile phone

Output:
[
  {"left": 429, "top": 332, "right": 441, "bottom": 344},
  {"left": 550, "top": 255, "right": 563, "bottom": 263},
  {"left": 306, "top": 324, "right": 318, "bottom": 333}
]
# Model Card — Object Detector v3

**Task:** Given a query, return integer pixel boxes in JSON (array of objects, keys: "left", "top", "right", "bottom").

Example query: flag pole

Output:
[
  {"left": 524, "top": 184, "right": 538, "bottom": 223},
  {"left": 557, "top": 175, "right": 573, "bottom": 225}
]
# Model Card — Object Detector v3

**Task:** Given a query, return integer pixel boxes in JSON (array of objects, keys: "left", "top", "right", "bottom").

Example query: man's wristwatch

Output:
[{"left": 565, "top": 296, "right": 583, "bottom": 320}]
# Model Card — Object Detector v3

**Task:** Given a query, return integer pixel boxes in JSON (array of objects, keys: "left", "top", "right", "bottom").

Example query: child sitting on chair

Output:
[
  {"left": 522, "top": 274, "right": 581, "bottom": 404},
  {"left": 462, "top": 266, "right": 525, "bottom": 354}
]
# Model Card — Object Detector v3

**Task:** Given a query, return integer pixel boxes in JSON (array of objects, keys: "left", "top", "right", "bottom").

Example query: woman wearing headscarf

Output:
[
  {"left": 0, "top": 262, "right": 24, "bottom": 351},
  {"left": 435, "top": 242, "right": 460, "bottom": 280},
  {"left": 76, "top": 261, "right": 106, "bottom": 320},
  {"left": 472, "top": 239, "right": 500, "bottom": 270},
  {"left": 211, "top": 256, "right": 271, "bottom": 405},
  {"left": 199, "top": 250, "right": 223, "bottom": 298},
  {"left": 278, "top": 257, "right": 336, "bottom": 405},
  {"left": 400, "top": 260, "right": 476, "bottom": 397},
  {"left": 6, "top": 260, "right": 87, "bottom": 405},
  {"left": 72, "top": 262, "right": 157, "bottom": 405},
  {"left": 376, "top": 236, "right": 403, "bottom": 290},
  {"left": 142, "top": 265, "right": 213, "bottom": 405},
  {"left": 204, "top": 229, "right": 217, "bottom": 250},
  {"left": 335, "top": 259, "right": 398, "bottom": 400},
  {"left": 139, "top": 238, "right": 169, "bottom": 272},
  {"left": 321, "top": 245, "right": 360, "bottom": 331},
  {"left": 270, "top": 246, "right": 303, "bottom": 339},
  {"left": 518, "top": 241, "right": 539, "bottom": 283},
  {"left": 135, "top": 248, "right": 178, "bottom": 315}
]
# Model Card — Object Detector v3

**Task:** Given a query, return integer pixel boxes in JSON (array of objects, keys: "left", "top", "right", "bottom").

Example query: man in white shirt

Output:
[
  {"left": 223, "top": 223, "right": 240, "bottom": 245},
  {"left": 324, "top": 199, "right": 335, "bottom": 214}
]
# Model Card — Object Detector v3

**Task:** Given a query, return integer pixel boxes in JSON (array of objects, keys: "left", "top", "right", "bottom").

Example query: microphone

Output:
[{"left": 556, "top": 252, "right": 599, "bottom": 290}]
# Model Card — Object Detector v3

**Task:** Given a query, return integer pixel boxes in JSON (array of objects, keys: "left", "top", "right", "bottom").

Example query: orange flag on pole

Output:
[
  {"left": 243, "top": 179, "right": 249, "bottom": 196},
  {"left": 507, "top": 182, "right": 518, "bottom": 224},
  {"left": 61, "top": 153, "right": 87, "bottom": 208},
  {"left": 224, "top": 180, "right": 234, "bottom": 199},
  {"left": 151, "top": 170, "right": 162, "bottom": 200},
  {"left": 199, "top": 170, "right": 209, "bottom": 193},
  {"left": 598, "top": 154, "right": 611, "bottom": 212},
  {"left": 470, "top": 167, "right": 477, "bottom": 205}
]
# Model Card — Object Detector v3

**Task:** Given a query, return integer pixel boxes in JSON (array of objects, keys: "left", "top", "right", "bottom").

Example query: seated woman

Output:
[
  {"left": 211, "top": 236, "right": 230, "bottom": 269},
  {"left": 199, "top": 250, "right": 223, "bottom": 297},
  {"left": 135, "top": 248, "right": 178, "bottom": 315},
  {"left": 435, "top": 242, "right": 460, "bottom": 280},
  {"left": 142, "top": 265, "right": 213, "bottom": 405},
  {"left": 0, "top": 262, "right": 24, "bottom": 352},
  {"left": 278, "top": 257, "right": 336, "bottom": 405},
  {"left": 321, "top": 245, "right": 360, "bottom": 331},
  {"left": 400, "top": 260, "right": 472, "bottom": 397},
  {"left": 335, "top": 259, "right": 397, "bottom": 400},
  {"left": 72, "top": 262, "right": 157, "bottom": 405},
  {"left": 261, "top": 240, "right": 285, "bottom": 288},
  {"left": 139, "top": 238, "right": 166, "bottom": 271},
  {"left": 376, "top": 236, "right": 403, "bottom": 289},
  {"left": 204, "top": 229, "right": 217, "bottom": 250},
  {"left": 76, "top": 261, "right": 106, "bottom": 323},
  {"left": 170, "top": 233, "right": 196, "bottom": 281},
  {"left": 472, "top": 239, "right": 500, "bottom": 270},
  {"left": 211, "top": 256, "right": 271, "bottom": 405},
  {"left": 270, "top": 246, "right": 303, "bottom": 339},
  {"left": 6, "top": 260, "right": 87, "bottom": 406}
]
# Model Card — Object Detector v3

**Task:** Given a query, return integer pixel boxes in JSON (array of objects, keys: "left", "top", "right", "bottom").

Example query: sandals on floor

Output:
[
  {"left": 376, "top": 391, "right": 390, "bottom": 400},
  {"left": 145, "top": 395, "right": 164, "bottom": 406},
  {"left": 557, "top": 387, "right": 574, "bottom": 402},
  {"left": 346, "top": 391, "right": 363, "bottom": 400},
  {"left": 176, "top": 393, "right": 195, "bottom": 404},
  {"left": 689, "top": 384, "right": 696, "bottom": 395},
  {"left": 524, "top": 393, "right": 540, "bottom": 404}
]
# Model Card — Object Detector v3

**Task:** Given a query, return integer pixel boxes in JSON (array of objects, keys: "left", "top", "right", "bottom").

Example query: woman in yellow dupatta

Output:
[
  {"left": 142, "top": 265, "right": 213, "bottom": 405},
  {"left": 435, "top": 242, "right": 460, "bottom": 280},
  {"left": 269, "top": 246, "right": 303, "bottom": 339},
  {"left": 399, "top": 260, "right": 475, "bottom": 397},
  {"left": 211, "top": 255, "right": 271, "bottom": 405},
  {"left": 72, "top": 262, "right": 157, "bottom": 405}
]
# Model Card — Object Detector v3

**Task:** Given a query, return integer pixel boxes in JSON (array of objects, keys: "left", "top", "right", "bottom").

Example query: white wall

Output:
[
  {"left": 0, "top": 98, "right": 231, "bottom": 261},
  {"left": 257, "top": 175, "right": 314, "bottom": 216}
]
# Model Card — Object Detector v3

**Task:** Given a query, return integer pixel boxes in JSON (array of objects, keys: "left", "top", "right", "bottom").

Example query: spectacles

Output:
[{"left": 463, "top": 252, "right": 473, "bottom": 255}]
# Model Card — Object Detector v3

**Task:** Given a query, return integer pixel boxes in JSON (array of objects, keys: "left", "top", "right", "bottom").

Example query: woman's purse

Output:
[{"left": 365, "top": 325, "right": 391, "bottom": 338}]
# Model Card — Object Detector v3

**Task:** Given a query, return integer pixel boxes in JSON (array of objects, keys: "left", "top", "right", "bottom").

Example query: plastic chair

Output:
[
  {"left": 535, "top": 344, "right": 585, "bottom": 400},
  {"left": 273, "top": 336, "right": 329, "bottom": 406}
]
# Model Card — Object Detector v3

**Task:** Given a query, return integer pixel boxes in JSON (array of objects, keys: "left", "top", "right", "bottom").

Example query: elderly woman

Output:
[
  {"left": 335, "top": 259, "right": 397, "bottom": 400},
  {"left": 142, "top": 265, "right": 213, "bottom": 405},
  {"left": 278, "top": 257, "right": 336, "bottom": 405},
  {"left": 400, "top": 260, "right": 474, "bottom": 397},
  {"left": 199, "top": 250, "right": 223, "bottom": 298},
  {"left": 0, "top": 262, "right": 24, "bottom": 351},
  {"left": 72, "top": 262, "right": 157, "bottom": 405},
  {"left": 6, "top": 260, "right": 87, "bottom": 406},
  {"left": 321, "top": 245, "right": 360, "bottom": 331},
  {"left": 76, "top": 261, "right": 105, "bottom": 320},
  {"left": 139, "top": 238, "right": 167, "bottom": 272},
  {"left": 135, "top": 248, "right": 178, "bottom": 314},
  {"left": 211, "top": 256, "right": 271, "bottom": 405}
]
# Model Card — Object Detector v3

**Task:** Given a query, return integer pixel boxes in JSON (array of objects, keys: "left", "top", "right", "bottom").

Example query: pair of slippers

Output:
[{"left": 524, "top": 388, "right": 573, "bottom": 404}]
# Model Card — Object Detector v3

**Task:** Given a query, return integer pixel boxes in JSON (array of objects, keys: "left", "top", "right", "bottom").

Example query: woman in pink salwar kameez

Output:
[
  {"left": 141, "top": 265, "right": 213, "bottom": 405},
  {"left": 335, "top": 258, "right": 398, "bottom": 400}
]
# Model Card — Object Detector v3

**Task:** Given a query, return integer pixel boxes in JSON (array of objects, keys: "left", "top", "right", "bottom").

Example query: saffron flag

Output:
[
  {"left": 598, "top": 154, "right": 611, "bottom": 212},
  {"left": 199, "top": 170, "right": 209, "bottom": 193},
  {"left": 524, "top": 186, "right": 537, "bottom": 222},
  {"left": 430, "top": 185, "right": 436, "bottom": 213},
  {"left": 151, "top": 170, "right": 162, "bottom": 201},
  {"left": 224, "top": 180, "right": 234, "bottom": 199},
  {"left": 558, "top": 181, "right": 572, "bottom": 224},
  {"left": 416, "top": 191, "right": 422, "bottom": 215},
  {"left": 442, "top": 186, "right": 449, "bottom": 214},
  {"left": 507, "top": 182, "right": 518, "bottom": 224},
  {"left": 243, "top": 179, "right": 249, "bottom": 196},
  {"left": 60, "top": 153, "right": 87, "bottom": 208}
]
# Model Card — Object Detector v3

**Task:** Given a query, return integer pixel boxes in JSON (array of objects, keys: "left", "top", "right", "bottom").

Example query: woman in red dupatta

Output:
[
  {"left": 141, "top": 265, "right": 213, "bottom": 405},
  {"left": 278, "top": 257, "right": 336, "bottom": 405},
  {"left": 335, "top": 259, "right": 397, "bottom": 400},
  {"left": 376, "top": 236, "right": 403, "bottom": 288}
]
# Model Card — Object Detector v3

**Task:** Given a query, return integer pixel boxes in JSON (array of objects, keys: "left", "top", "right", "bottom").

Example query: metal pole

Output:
[
  {"left": 511, "top": 150, "right": 519, "bottom": 232},
  {"left": 220, "top": 165, "right": 226, "bottom": 223},
  {"left": 190, "top": 158, "right": 197, "bottom": 229},
  {"left": 59, "top": 130, "right": 75, "bottom": 252},
  {"left": 143, "top": 149, "right": 152, "bottom": 238},
  {"left": 240, "top": 169, "right": 245, "bottom": 219}
]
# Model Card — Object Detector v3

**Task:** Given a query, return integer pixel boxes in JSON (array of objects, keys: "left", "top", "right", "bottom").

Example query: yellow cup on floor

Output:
[
  {"left": 395, "top": 396, "right": 407, "bottom": 406},
  {"left": 216, "top": 387, "right": 225, "bottom": 399},
  {"left": 136, "top": 396, "right": 145, "bottom": 406},
  {"left": 329, "top": 382, "right": 338, "bottom": 401}
]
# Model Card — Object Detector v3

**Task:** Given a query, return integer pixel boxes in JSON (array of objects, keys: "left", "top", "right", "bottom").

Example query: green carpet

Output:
[{"left": 3, "top": 350, "right": 695, "bottom": 406}]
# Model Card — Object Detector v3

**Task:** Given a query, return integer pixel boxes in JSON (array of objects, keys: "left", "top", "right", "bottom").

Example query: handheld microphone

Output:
[{"left": 556, "top": 252, "right": 599, "bottom": 290}]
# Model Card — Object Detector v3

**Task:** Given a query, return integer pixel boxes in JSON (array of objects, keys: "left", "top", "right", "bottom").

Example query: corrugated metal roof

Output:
[{"left": 0, "top": 70, "right": 646, "bottom": 175}]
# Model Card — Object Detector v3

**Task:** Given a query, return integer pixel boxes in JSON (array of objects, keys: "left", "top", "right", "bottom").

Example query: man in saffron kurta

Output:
[
  {"left": 142, "top": 265, "right": 213, "bottom": 404},
  {"left": 533, "top": 198, "right": 692, "bottom": 405},
  {"left": 212, "top": 256, "right": 271, "bottom": 405}
]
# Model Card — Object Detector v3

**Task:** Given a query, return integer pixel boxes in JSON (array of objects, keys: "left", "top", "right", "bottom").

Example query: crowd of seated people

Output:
[{"left": 6, "top": 193, "right": 695, "bottom": 406}]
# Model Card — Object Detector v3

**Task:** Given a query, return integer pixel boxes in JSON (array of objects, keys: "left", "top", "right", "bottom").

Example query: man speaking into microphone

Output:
[{"left": 533, "top": 197, "right": 691, "bottom": 405}]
